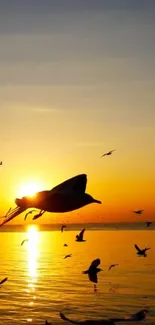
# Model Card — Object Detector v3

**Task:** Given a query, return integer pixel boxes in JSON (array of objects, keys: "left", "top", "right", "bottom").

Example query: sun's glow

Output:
[{"left": 17, "top": 181, "right": 44, "bottom": 198}]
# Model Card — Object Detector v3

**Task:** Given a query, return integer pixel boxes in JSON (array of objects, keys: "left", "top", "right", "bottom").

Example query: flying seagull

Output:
[
  {"left": 109, "top": 264, "right": 119, "bottom": 271},
  {"left": 64, "top": 243, "right": 68, "bottom": 247},
  {"left": 60, "top": 309, "right": 148, "bottom": 325},
  {"left": 64, "top": 254, "right": 72, "bottom": 259},
  {"left": 134, "top": 244, "right": 150, "bottom": 257},
  {"left": 0, "top": 174, "right": 101, "bottom": 226},
  {"left": 0, "top": 277, "right": 8, "bottom": 286},
  {"left": 133, "top": 210, "right": 144, "bottom": 215},
  {"left": 61, "top": 225, "right": 67, "bottom": 232},
  {"left": 21, "top": 239, "right": 29, "bottom": 246},
  {"left": 146, "top": 221, "right": 152, "bottom": 227},
  {"left": 76, "top": 228, "right": 86, "bottom": 242},
  {"left": 83, "top": 258, "right": 102, "bottom": 285},
  {"left": 24, "top": 209, "right": 38, "bottom": 221},
  {"left": 101, "top": 150, "right": 116, "bottom": 158}
]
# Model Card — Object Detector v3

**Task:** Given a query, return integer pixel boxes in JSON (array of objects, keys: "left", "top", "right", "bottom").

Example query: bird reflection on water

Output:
[{"left": 26, "top": 226, "right": 39, "bottom": 319}]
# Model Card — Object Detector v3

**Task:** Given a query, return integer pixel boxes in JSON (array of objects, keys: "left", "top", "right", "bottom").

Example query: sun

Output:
[{"left": 17, "top": 181, "right": 44, "bottom": 198}]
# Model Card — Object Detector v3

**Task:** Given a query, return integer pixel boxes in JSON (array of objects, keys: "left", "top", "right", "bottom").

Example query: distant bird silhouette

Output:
[
  {"left": 0, "top": 277, "right": 8, "bottom": 286},
  {"left": 64, "top": 254, "right": 72, "bottom": 259},
  {"left": 60, "top": 309, "right": 148, "bottom": 324},
  {"left": 32, "top": 210, "right": 45, "bottom": 220},
  {"left": 0, "top": 161, "right": 2, "bottom": 165},
  {"left": 76, "top": 228, "right": 86, "bottom": 242},
  {"left": 83, "top": 258, "right": 102, "bottom": 284},
  {"left": 133, "top": 210, "right": 144, "bottom": 215},
  {"left": 146, "top": 221, "right": 152, "bottom": 227},
  {"left": 21, "top": 239, "right": 29, "bottom": 246},
  {"left": 0, "top": 174, "right": 101, "bottom": 227},
  {"left": 24, "top": 209, "right": 38, "bottom": 221},
  {"left": 101, "top": 150, "right": 116, "bottom": 158},
  {"left": 64, "top": 244, "right": 68, "bottom": 247},
  {"left": 61, "top": 225, "right": 67, "bottom": 232},
  {"left": 134, "top": 244, "right": 150, "bottom": 257},
  {"left": 109, "top": 264, "right": 119, "bottom": 271}
]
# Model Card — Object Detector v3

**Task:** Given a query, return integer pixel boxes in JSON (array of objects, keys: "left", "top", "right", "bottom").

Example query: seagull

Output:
[
  {"left": 101, "top": 150, "right": 116, "bottom": 158},
  {"left": 109, "top": 264, "right": 119, "bottom": 271},
  {"left": 24, "top": 209, "right": 38, "bottom": 221},
  {"left": 0, "top": 277, "right": 8, "bottom": 286},
  {"left": 76, "top": 228, "right": 86, "bottom": 242},
  {"left": 146, "top": 221, "right": 152, "bottom": 227},
  {"left": 21, "top": 239, "right": 29, "bottom": 246},
  {"left": 64, "top": 243, "right": 68, "bottom": 247},
  {"left": 64, "top": 254, "right": 72, "bottom": 259},
  {"left": 134, "top": 244, "right": 150, "bottom": 257},
  {"left": 60, "top": 309, "right": 148, "bottom": 325},
  {"left": 83, "top": 258, "right": 102, "bottom": 284},
  {"left": 133, "top": 210, "right": 144, "bottom": 215},
  {"left": 0, "top": 174, "right": 101, "bottom": 227},
  {"left": 61, "top": 225, "right": 67, "bottom": 232}
]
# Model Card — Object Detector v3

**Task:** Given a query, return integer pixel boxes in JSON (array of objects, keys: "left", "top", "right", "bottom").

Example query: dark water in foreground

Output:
[{"left": 0, "top": 226, "right": 154, "bottom": 324}]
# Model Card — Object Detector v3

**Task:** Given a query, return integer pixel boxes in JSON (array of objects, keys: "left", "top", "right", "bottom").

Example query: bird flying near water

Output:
[
  {"left": 133, "top": 210, "right": 144, "bottom": 215},
  {"left": 0, "top": 174, "right": 101, "bottom": 227},
  {"left": 109, "top": 264, "right": 119, "bottom": 271},
  {"left": 83, "top": 258, "right": 102, "bottom": 284},
  {"left": 64, "top": 254, "right": 72, "bottom": 259},
  {"left": 76, "top": 228, "right": 86, "bottom": 242},
  {"left": 21, "top": 239, "right": 29, "bottom": 246},
  {"left": 101, "top": 150, "right": 116, "bottom": 158},
  {"left": 134, "top": 244, "right": 150, "bottom": 257}
]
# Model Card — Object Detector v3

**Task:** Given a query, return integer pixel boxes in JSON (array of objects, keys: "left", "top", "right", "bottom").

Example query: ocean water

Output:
[{"left": 0, "top": 226, "right": 155, "bottom": 324}]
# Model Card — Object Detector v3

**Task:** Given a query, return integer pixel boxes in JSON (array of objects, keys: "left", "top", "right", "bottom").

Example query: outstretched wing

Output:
[
  {"left": 0, "top": 277, "right": 8, "bottom": 285},
  {"left": 89, "top": 258, "right": 100, "bottom": 269},
  {"left": 135, "top": 244, "right": 141, "bottom": 252},
  {"left": 88, "top": 272, "right": 98, "bottom": 284},
  {"left": 0, "top": 207, "right": 26, "bottom": 227},
  {"left": 50, "top": 174, "right": 87, "bottom": 195},
  {"left": 79, "top": 228, "right": 85, "bottom": 240}
]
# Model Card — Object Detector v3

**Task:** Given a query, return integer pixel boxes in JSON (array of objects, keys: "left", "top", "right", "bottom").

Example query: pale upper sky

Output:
[{"left": 0, "top": 0, "right": 155, "bottom": 224}]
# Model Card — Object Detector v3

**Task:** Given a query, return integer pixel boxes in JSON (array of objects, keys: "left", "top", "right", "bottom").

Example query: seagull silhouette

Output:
[
  {"left": 76, "top": 228, "right": 86, "bottom": 242},
  {"left": 101, "top": 150, "right": 116, "bottom": 158},
  {"left": 134, "top": 244, "right": 150, "bottom": 257},
  {"left": 0, "top": 174, "right": 101, "bottom": 226},
  {"left": 0, "top": 277, "right": 8, "bottom": 286},
  {"left": 146, "top": 221, "right": 152, "bottom": 227},
  {"left": 109, "top": 264, "right": 119, "bottom": 271},
  {"left": 24, "top": 209, "right": 38, "bottom": 221},
  {"left": 83, "top": 258, "right": 102, "bottom": 284},
  {"left": 61, "top": 225, "right": 67, "bottom": 232},
  {"left": 64, "top": 243, "right": 68, "bottom": 247},
  {"left": 21, "top": 239, "right": 29, "bottom": 246},
  {"left": 60, "top": 309, "right": 148, "bottom": 325},
  {"left": 0, "top": 161, "right": 2, "bottom": 165},
  {"left": 133, "top": 210, "right": 144, "bottom": 215},
  {"left": 64, "top": 254, "right": 72, "bottom": 259}
]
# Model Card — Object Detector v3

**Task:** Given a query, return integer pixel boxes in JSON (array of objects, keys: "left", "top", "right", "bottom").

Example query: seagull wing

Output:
[
  {"left": 0, "top": 207, "right": 26, "bottom": 227},
  {"left": 89, "top": 258, "right": 101, "bottom": 270},
  {"left": 135, "top": 244, "right": 141, "bottom": 252},
  {"left": 88, "top": 272, "right": 98, "bottom": 284},
  {"left": 78, "top": 228, "right": 85, "bottom": 240},
  {"left": 50, "top": 174, "right": 87, "bottom": 195},
  {"left": 0, "top": 277, "right": 8, "bottom": 285}
]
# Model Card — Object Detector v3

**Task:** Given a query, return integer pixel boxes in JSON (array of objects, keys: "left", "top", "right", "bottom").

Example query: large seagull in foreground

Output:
[{"left": 0, "top": 174, "right": 101, "bottom": 227}]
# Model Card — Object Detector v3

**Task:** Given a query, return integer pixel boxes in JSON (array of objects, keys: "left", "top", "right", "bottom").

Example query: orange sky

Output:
[{"left": 0, "top": 1, "right": 155, "bottom": 225}]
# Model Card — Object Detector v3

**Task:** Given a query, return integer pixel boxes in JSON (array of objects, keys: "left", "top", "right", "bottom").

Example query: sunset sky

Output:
[{"left": 0, "top": 0, "right": 155, "bottom": 225}]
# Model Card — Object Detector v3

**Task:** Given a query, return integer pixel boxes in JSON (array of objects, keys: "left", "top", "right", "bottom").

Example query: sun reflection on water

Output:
[{"left": 26, "top": 225, "right": 39, "bottom": 320}]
